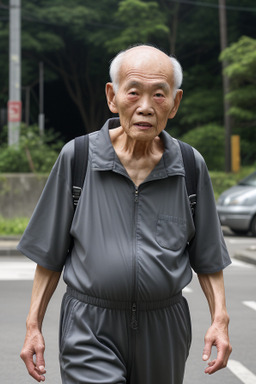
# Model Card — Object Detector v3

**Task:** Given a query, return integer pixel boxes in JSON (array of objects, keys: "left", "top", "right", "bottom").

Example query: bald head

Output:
[{"left": 109, "top": 45, "right": 183, "bottom": 97}]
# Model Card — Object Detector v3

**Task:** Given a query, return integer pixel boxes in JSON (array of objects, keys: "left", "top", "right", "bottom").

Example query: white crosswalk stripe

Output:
[
  {"left": 230, "top": 258, "right": 254, "bottom": 268},
  {"left": 228, "top": 360, "right": 256, "bottom": 384},
  {"left": 243, "top": 301, "right": 256, "bottom": 311},
  {"left": 0, "top": 256, "right": 252, "bottom": 281},
  {"left": 0, "top": 260, "right": 36, "bottom": 280},
  {"left": 183, "top": 286, "right": 193, "bottom": 293}
]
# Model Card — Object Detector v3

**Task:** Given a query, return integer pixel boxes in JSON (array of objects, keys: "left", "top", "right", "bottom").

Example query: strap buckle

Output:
[
  {"left": 72, "top": 186, "right": 82, "bottom": 206},
  {"left": 189, "top": 194, "right": 197, "bottom": 215}
]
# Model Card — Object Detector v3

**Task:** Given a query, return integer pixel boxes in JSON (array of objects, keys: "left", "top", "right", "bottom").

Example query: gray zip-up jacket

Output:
[{"left": 18, "top": 118, "right": 231, "bottom": 302}]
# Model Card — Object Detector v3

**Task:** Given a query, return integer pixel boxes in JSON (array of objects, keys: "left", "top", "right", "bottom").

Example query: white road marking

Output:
[
  {"left": 227, "top": 239, "right": 256, "bottom": 245},
  {"left": 0, "top": 261, "right": 36, "bottom": 280},
  {"left": 243, "top": 301, "right": 256, "bottom": 312},
  {"left": 228, "top": 360, "right": 256, "bottom": 384},
  {"left": 230, "top": 259, "right": 253, "bottom": 268}
]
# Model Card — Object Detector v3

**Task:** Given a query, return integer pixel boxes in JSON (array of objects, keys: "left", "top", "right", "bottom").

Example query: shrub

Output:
[
  {"left": 210, "top": 166, "right": 255, "bottom": 200},
  {"left": 179, "top": 124, "right": 225, "bottom": 171},
  {"left": 0, "top": 124, "right": 64, "bottom": 173},
  {"left": 0, "top": 216, "right": 29, "bottom": 235}
]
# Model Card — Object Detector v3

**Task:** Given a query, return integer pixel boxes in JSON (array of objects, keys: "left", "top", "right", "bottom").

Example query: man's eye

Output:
[
  {"left": 129, "top": 91, "right": 137, "bottom": 96},
  {"left": 155, "top": 93, "right": 164, "bottom": 98}
]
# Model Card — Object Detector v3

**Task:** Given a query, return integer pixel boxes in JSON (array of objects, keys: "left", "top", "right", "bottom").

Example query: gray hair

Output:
[{"left": 109, "top": 46, "right": 183, "bottom": 98}]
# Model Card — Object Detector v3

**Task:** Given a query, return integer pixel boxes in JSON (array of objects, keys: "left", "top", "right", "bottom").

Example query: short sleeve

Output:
[
  {"left": 17, "top": 140, "right": 75, "bottom": 271},
  {"left": 188, "top": 150, "right": 231, "bottom": 274}
]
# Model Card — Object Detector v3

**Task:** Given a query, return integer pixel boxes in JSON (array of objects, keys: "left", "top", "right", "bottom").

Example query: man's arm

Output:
[
  {"left": 197, "top": 271, "right": 232, "bottom": 375},
  {"left": 20, "top": 265, "right": 61, "bottom": 382}
]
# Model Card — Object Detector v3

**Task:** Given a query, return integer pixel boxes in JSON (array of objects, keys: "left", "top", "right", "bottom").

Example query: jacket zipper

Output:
[{"left": 131, "top": 185, "right": 139, "bottom": 330}]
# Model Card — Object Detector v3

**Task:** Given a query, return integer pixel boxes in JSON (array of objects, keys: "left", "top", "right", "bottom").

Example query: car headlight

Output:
[
  {"left": 223, "top": 196, "right": 255, "bottom": 206},
  {"left": 223, "top": 197, "right": 241, "bottom": 206}
]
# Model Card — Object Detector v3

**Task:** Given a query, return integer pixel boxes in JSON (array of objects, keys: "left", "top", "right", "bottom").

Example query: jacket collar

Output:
[{"left": 91, "top": 118, "right": 185, "bottom": 180}]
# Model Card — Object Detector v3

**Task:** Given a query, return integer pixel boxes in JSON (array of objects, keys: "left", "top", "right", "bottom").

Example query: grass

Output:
[{"left": 0, "top": 216, "right": 29, "bottom": 236}]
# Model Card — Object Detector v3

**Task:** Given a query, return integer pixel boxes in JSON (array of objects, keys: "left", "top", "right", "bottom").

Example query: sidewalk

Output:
[
  {"left": 0, "top": 236, "right": 256, "bottom": 266},
  {"left": 233, "top": 245, "right": 256, "bottom": 266},
  {"left": 0, "top": 237, "right": 21, "bottom": 256}
]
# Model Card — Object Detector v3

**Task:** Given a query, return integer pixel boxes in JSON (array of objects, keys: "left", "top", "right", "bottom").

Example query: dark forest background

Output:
[{"left": 0, "top": 0, "right": 256, "bottom": 171}]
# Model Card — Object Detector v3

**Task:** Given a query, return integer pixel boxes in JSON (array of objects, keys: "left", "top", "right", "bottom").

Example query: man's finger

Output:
[
  {"left": 205, "top": 350, "right": 226, "bottom": 374},
  {"left": 33, "top": 347, "right": 46, "bottom": 373},
  {"left": 21, "top": 347, "right": 46, "bottom": 382},
  {"left": 202, "top": 339, "right": 212, "bottom": 361},
  {"left": 23, "top": 357, "right": 45, "bottom": 382}
]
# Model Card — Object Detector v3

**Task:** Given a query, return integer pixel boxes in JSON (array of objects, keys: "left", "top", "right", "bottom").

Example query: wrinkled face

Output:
[{"left": 106, "top": 47, "right": 182, "bottom": 142}]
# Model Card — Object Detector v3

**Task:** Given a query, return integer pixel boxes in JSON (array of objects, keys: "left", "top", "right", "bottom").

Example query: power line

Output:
[{"left": 168, "top": 0, "right": 256, "bottom": 12}]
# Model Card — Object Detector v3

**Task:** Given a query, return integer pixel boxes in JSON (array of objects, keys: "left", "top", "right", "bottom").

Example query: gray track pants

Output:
[{"left": 59, "top": 287, "right": 192, "bottom": 384}]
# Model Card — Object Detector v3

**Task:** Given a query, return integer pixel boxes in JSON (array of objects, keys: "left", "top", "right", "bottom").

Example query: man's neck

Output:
[{"left": 109, "top": 127, "right": 164, "bottom": 186}]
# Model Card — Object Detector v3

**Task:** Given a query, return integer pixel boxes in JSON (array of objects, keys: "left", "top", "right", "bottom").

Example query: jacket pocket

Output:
[{"left": 156, "top": 214, "right": 186, "bottom": 251}]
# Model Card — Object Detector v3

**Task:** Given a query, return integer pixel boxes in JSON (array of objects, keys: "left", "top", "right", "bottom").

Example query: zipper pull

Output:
[
  {"left": 134, "top": 187, "right": 139, "bottom": 203},
  {"left": 131, "top": 302, "right": 138, "bottom": 330}
]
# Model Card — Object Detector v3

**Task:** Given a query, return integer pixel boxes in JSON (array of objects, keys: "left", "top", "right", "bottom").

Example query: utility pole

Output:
[
  {"left": 218, "top": 0, "right": 231, "bottom": 172},
  {"left": 38, "top": 61, "right": 45, "bottom": 136},
  {"left": 8, "top": 0, "right": 21, "bottom": 147}
]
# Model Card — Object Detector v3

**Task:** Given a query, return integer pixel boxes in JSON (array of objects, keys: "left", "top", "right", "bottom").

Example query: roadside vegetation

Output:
[
  {"left": 0, "top": 125, "right": 64, "bottom": 173},
  {"left": 0, "top": 216, "right": 29, "bottom": 236},
  {"left": 0, "top": 1, "right": 255, "bottom": 235},
  {"left": 0, "top": 166, "right": 254, "bottom": 236}
]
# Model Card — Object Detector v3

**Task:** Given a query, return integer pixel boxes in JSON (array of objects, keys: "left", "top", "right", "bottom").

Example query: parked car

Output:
[{"left": 216, "top": 171, "right": 256, "bottom": 236}]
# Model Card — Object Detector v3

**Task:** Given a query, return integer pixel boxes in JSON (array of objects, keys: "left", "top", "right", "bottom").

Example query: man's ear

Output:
[
  {"left": 105, "top": 83, "right": 118, "bottom": 113},
  {"left": 169, "top": 89, "right": 183, "bottom": 119}
]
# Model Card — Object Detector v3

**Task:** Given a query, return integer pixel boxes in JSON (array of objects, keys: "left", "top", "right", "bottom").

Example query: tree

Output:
[
  {"left": 20, "top": 0, "right": 171, "bottom": 134},
  {"left": 104, "top": 0, "right": 169, "bottom": 53},
  {"left": 1, "top": 0, "right": 256, "bottom": 148},
  {"left": 180, "top": 124, "right": 225, "bottom": 171},
  {"left": 21, "top": 0, "right": 112, "bottom": 133},
  {"left": 220, "top": 36, "right": 256, "bottom": 164}
]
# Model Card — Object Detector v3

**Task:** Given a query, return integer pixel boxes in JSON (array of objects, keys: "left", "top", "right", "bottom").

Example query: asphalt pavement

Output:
[{"left": 1, "top": 229, "right": 256, "bottom": 384}]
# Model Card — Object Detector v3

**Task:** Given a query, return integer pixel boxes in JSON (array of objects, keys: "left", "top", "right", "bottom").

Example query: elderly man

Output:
[{"left": 19, "top": 45, "right": 232, "bottom": 384}]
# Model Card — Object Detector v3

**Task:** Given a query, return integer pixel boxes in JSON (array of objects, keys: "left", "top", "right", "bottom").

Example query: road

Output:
[{"left": 0, "top": 233, "right": 255, "bottom": 384}]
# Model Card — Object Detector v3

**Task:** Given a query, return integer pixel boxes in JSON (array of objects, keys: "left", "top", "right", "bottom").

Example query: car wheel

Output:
[
  {"left": 230, "top": 228, "right": 248, "bottom": 236},
  {"left": 250, "top": 216, "right": 256, "bottom": 237}
]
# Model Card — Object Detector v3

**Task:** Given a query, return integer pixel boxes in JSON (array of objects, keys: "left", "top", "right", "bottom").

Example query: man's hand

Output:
[
  {"left": 202, "top": 317, "right": 232, "bottom": 374},
  {"left": 197, "top": 271, "right": 232, "bottom": 375},
  {"left": 20, "top": 265, "right": 61, "bottom": 381},
  {"left": 20, "top": 327, "right": 46, "bottom": 382}
]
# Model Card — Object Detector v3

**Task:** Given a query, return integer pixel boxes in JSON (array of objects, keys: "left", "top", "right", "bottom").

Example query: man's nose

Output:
[{"left": 137, "top": 96, "right": 154, "bottom": 115}]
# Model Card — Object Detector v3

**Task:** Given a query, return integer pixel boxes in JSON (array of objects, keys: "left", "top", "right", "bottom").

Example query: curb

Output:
[
  {"left": 0, "top": 249, "right": 22, "bottom": 256},
  {"left": 233, "top": 252, "right": 256, "bottom": 267},
  {"left": 0, "top": 238, "right": 20, "bottom": 257}
]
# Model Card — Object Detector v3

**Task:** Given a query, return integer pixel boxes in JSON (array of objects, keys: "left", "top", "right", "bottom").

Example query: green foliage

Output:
[
  {"left": 178, "top": 88, "right": 223, "bottom": 131},
  {"left": 210, "top": 166, "right": 256, "bottom": 200},
  {"left": 0, "top": 216, "right": 29, "bottom": 235},
  {"left": 220, "top": 36, "right": 256, "bottom": 82},
  {"left": 179, "top": 124, "right": 225, "bottom": 171},
  {"left": 0, "top": 0, "right": 255, "bottom": 169},
  {"left": 105, "top": 0, "right": 169, "bottom": 52},
  {"left": 0, "top": 125, "right": 64, "bottom": 173},
  {"left": 220, "top": 36, "right": 256, "bottom": 164}
]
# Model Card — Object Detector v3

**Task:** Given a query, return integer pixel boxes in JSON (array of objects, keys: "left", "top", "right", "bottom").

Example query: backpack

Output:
[{"left": 72, "top": 135, "right": 197, "bottom": 215}]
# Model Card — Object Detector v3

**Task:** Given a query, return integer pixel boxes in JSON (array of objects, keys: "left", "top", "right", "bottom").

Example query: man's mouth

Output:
[{"left": 135, "top": 122, "right": 153, "bottom": 128}]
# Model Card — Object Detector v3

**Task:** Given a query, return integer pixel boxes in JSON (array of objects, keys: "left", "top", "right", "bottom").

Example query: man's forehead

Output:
[
  {"left": 124, "top": 79, "right": 171, "bottom": 91},
  {"left": 118, "top": 47, "right": 174, "bottom": 85}
]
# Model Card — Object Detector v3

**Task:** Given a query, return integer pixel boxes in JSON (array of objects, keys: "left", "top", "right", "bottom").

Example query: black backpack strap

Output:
[
  {"left": 72, "top": 134, "right": 89, "bottom": 207},
  {"left": 177, "top": 140, "right": 197, "bottom": 215}
]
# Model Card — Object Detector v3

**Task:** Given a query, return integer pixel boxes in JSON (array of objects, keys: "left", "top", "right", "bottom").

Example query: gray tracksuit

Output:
[{"left": 18, "top": 118, "right": 231, "bottom": 383}]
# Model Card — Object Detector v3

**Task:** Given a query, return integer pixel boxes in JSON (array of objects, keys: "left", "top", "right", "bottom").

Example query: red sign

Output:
[{"left": 8, "top": 101, "right": 22, "bottom": 122}]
